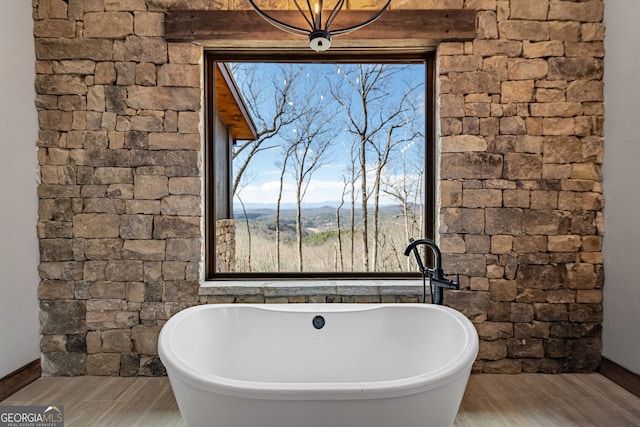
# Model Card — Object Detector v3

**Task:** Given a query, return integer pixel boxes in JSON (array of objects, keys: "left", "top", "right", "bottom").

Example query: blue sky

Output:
[{"left": 229, "top": 62, "right": 426, "bottom": 208}]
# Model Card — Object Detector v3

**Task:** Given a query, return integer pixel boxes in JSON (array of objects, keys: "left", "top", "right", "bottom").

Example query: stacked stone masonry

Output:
[{"left": 35, "top": 0, "right": 604, "bottom": 375}]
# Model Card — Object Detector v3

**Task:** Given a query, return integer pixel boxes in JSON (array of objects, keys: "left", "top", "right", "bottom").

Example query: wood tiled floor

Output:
[{"left": 2, "top": 374, "right": 639, "bottom": 426}]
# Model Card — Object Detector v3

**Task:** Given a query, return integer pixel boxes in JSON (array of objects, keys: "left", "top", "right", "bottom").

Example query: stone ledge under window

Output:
[{"left": 200, "top": 280, "right": 426, "bottom": 299}]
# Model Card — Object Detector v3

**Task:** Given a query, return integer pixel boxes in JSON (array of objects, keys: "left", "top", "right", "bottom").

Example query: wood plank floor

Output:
[{"left": 2, "top": 374, "right": 639, "bottom": 426}]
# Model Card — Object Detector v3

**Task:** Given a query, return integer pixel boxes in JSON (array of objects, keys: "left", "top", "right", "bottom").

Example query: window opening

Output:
[{"left": 206, "top": 53, "right": 434, "bottom": 279}]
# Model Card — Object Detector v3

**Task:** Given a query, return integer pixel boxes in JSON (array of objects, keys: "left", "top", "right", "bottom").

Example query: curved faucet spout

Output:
[
  {"left": 404, "top": 238, "right": 459, "bottom": 305},
  {"left": 403, "top": 238, "right": 443, "bottom": 279}
]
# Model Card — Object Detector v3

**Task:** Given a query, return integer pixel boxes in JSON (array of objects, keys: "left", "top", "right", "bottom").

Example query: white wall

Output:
[
  {"left": 602, "top": 0, "right": 640, "bottom": 375},
  {"left": 0, "top": 2, "right": 41, "bottom": 378}
]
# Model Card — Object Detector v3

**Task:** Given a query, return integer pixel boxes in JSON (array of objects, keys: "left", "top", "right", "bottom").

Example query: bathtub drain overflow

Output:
[{"left": 312, "top": 315, "right": 325, "bottom": 329}]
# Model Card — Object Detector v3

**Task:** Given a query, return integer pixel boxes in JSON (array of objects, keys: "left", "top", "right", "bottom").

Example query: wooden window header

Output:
[{"left": 165, "top": 9, "right": 476, "bottom": 49}]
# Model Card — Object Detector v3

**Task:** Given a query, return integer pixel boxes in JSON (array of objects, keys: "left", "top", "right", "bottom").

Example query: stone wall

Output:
[
  {"left": 215, "top": 219, "right": 236, "bottom": 273},
  {"left": 34, "top": 0, "right": 604, "bottom": 375}
]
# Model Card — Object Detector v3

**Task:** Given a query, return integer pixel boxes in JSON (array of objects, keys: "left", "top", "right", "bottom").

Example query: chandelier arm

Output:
[
  {"left": 330, "top": 0, "right": 392, "bottom": 35},
  {"left": 324, "top": 0, "right": 346, "bottom": 30},
  {"left": 292, "top": 0, "right": 315, "bottom": 30},
  {"left": 305, "top": 0, "right": 318, "bottom": 29},
  {"left": 247, "top": 0, "right": 311, "bottom": 35},
  {"left": 318, "top": 0, "right": 324, "bottom": 31}
]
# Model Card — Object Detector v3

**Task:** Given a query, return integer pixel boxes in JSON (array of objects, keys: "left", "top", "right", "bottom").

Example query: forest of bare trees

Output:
[{"left": 225, "top": 62, "right": 426, "bottom": 274}]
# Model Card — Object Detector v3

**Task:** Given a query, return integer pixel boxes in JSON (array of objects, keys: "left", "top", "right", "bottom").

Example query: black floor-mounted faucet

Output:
[{"left": 404, "top": 238, "right": 459, "bottom": 305}]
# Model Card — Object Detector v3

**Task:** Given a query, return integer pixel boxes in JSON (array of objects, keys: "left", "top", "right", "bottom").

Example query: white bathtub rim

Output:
[{"left": 158, "top": 303, "right": 479, "bottom": 401}]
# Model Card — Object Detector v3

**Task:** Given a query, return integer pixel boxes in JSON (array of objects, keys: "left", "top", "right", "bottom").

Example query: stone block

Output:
[
  {"left": 542, "top": 117, "right": 576, "bottom": 135},
  {"left": 441, "top": 153, "right": 503, "bottom": 179},
  {"left": 87, "top": 353, "right": 121, "bottom": 376},
  {"left": 40, "top": 300, "right": 86, "bottom": 334},
  {"left": 482, "top": 359, "right": 522, "bottom": 374},
  {"left": 148, "top": 133, "right": 200, "bottom": 150},
  {"left": 476, "top": 322, "right": 513, "bottom": 341},
  {"left": 120, "top": 353, "right": 141, "bottom": 376},
  {"left": 153, "top": 216, "right": 201, "bottom": 238},
  {"left": 517, "top": 264, "right": 563, "bottom": 290},
  {"left": 439, "top": 55, "right": 482, "bottom": 73},
  {"left": 504, "top": 153, "right": 542, "bottom": 180},
  {"left": 134, "top": 175, "right": 169, "bottom": 200},
  {"left": 485, "top": 208, "right": 522, "bottom": 235},
  {"left": 510, "top": 0, "right": 549, "bottom": 20},
  {"left": 530, "top": 191, "right": 558, "bottom": 210},
  {"left": 162, "top": 262, "right": 187, "bottom": 280},
  {"left": 569, "top": 303, "right": 602, "bottom": 323},
  {"left": 566, "top": 263, "right": 598, "bottom": 290},
  {"left": 106, "top": 260, "right": 144, "bottom": 281},
  {"left": 567, "top": 80, "right": 604, "bottom": 102},
  {"left": 132, "top": 325, "right": 162, "bottom": 355},
  {"left": 503, "top": 190, "right": 530, "bottom": 208},
  {"left": 491, "top": 235, "right": 513, "bottom": 254},
  {"left": 510, "top": 302, "right": 534, "bottom": 322},
  {"left": 548, "top": 235, "right": 582, "bottom": 252},
  {"left": 135, "top": 62, "right": 157, "bottom": 86},
  {"left": 87, "top": 331, "right": 102, "bottom": 354},
  {"left": 502, "top": 80, "right": 534, "bottom": 103},
  {"left": 442, "top": 71, "right": 501, "bottom": 94},
  {"left": 86, "top": 310, "right": 140, "bottom": 330},
  {"left": 102, "top": 330, "right": 132, "bottom": 352},
  {"left": 168, "top": 43, "right": 202, "bottom": 64},
  {"left": 508, "top": 58, "right": 548, "bottom": 80},
  {"left": 440, "top": 180, "right": 462, "bottom": 207},
  {"left": 473, "top": 40, "right": 522, "bottom": 57},
  {"left": 442, "top": 253, "right": 487, "bottom": 276},
  {"left": 499, "top": 21, "right": 549, "bottom": 42},
  {"left": 84, "top": 12, "right": 134, "bottom": 38},
  {"left": 168, "top": 177, "right": 200, "bottom": 195},
  {"left": 490, "top": 279, "right": 517, "bottom": 302},
  {"left": 124, "top": 36, "right": 167, "bottom": 64},
  {"left": 462, "top": 189, "right": 502, "bottom": 208},
  {"left": 42, "top": 352, "right": 86, "bottom": 376},
  {"left": 440, "top": 208, "right": 484, "bottom": 234},
  {"left": 522, "top": 210, "right": 571, "bottom": 235},
  {"left": 445, "top": 290, "right": 490, "bottom": 322},
  {"left": 36, "top": 39, "right": 114, "bottom": 61},
  {"left": 40, "top": 239, "right": 74, "bottom": 262},
  {"left": 105, "top": 86, "right": 128, "bottom": 113},
  {"left": 160, "top": 195, "right": 201, "bottom": 216},
  {"left": 134, "top": 12, "right": 164, "bottom": 36},
  {"left": 123, "top": 240, "right": 166, "bottom": 260},
  {"left": 37, "top": 0, "right": 68, "bottom": 19},
  {"left": 479, "top": 340, "right": 507, "bottom": 361},
  {"left": 548, "top": 0, "right": 604, "bottom": 23},
  {"left": 507, "top": 338, "right": 544, "bottom": 358},
  {"left": 162, "top": 281, "right": 199, "bottom": 302},
  {"left": 139, "top": 356, "right": 166, "bottom": 377},
  {"left": 548, "top": 58, "right": 603, "bottom": 81},
  {"left": 84, "top": 239, "right": 123, "bottom": 260},
  {"left": 534, "top": 303, "right": 568, "bottom": 321},
  {"left": 41, "top": 335, "right": 67, "bottom": 353},
  {"left": 73, "top": 214, "right": 120, "bottom": 238},
  {"left": 166, "top": 238, "right": 201, "bottom": 262},
  {"left": 466, "top": 235, "right": 491, "bottom": 254},
  {"left": 441, "top": 135, "right": 487, "bottom": 152},
  {"left": 120, "top": 215, "right": 154, "bottom": 239},
  {"left": 477, "top": 11, "right": 498, "bottom": 40},
  {"left": 157, "top": 64, "right": 200, "bottom": 87}
]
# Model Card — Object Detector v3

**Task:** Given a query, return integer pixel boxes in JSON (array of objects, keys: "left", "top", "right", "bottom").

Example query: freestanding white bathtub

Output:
[{"left": 158, "top": 303, "right": 478, "bottom": 427}]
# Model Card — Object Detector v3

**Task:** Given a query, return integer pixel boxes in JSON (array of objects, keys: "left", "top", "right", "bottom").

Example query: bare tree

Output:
[
  {"left": 231, "top": 64, "right": 306, "bottom": 196},
  {"left": 285, "top": 107, "right": 337, "bottom": 272},
  {"left": 328, "top": 64, "right": 422, "bottom": 271}
]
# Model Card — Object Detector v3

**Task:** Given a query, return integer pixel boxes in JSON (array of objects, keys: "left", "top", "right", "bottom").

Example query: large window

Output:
[{"left": 206, "top": 53, "right": 435, "bottom": 279}]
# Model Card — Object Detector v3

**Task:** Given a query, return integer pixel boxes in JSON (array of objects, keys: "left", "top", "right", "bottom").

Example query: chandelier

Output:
[{"left": 247, "top": 0, "right": 393, "bottom": 52}]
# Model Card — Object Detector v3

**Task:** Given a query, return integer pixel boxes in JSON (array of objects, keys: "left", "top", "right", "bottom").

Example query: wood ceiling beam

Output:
[{"left": 165, "top": 9, "right": 476, "bottom": 45}]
